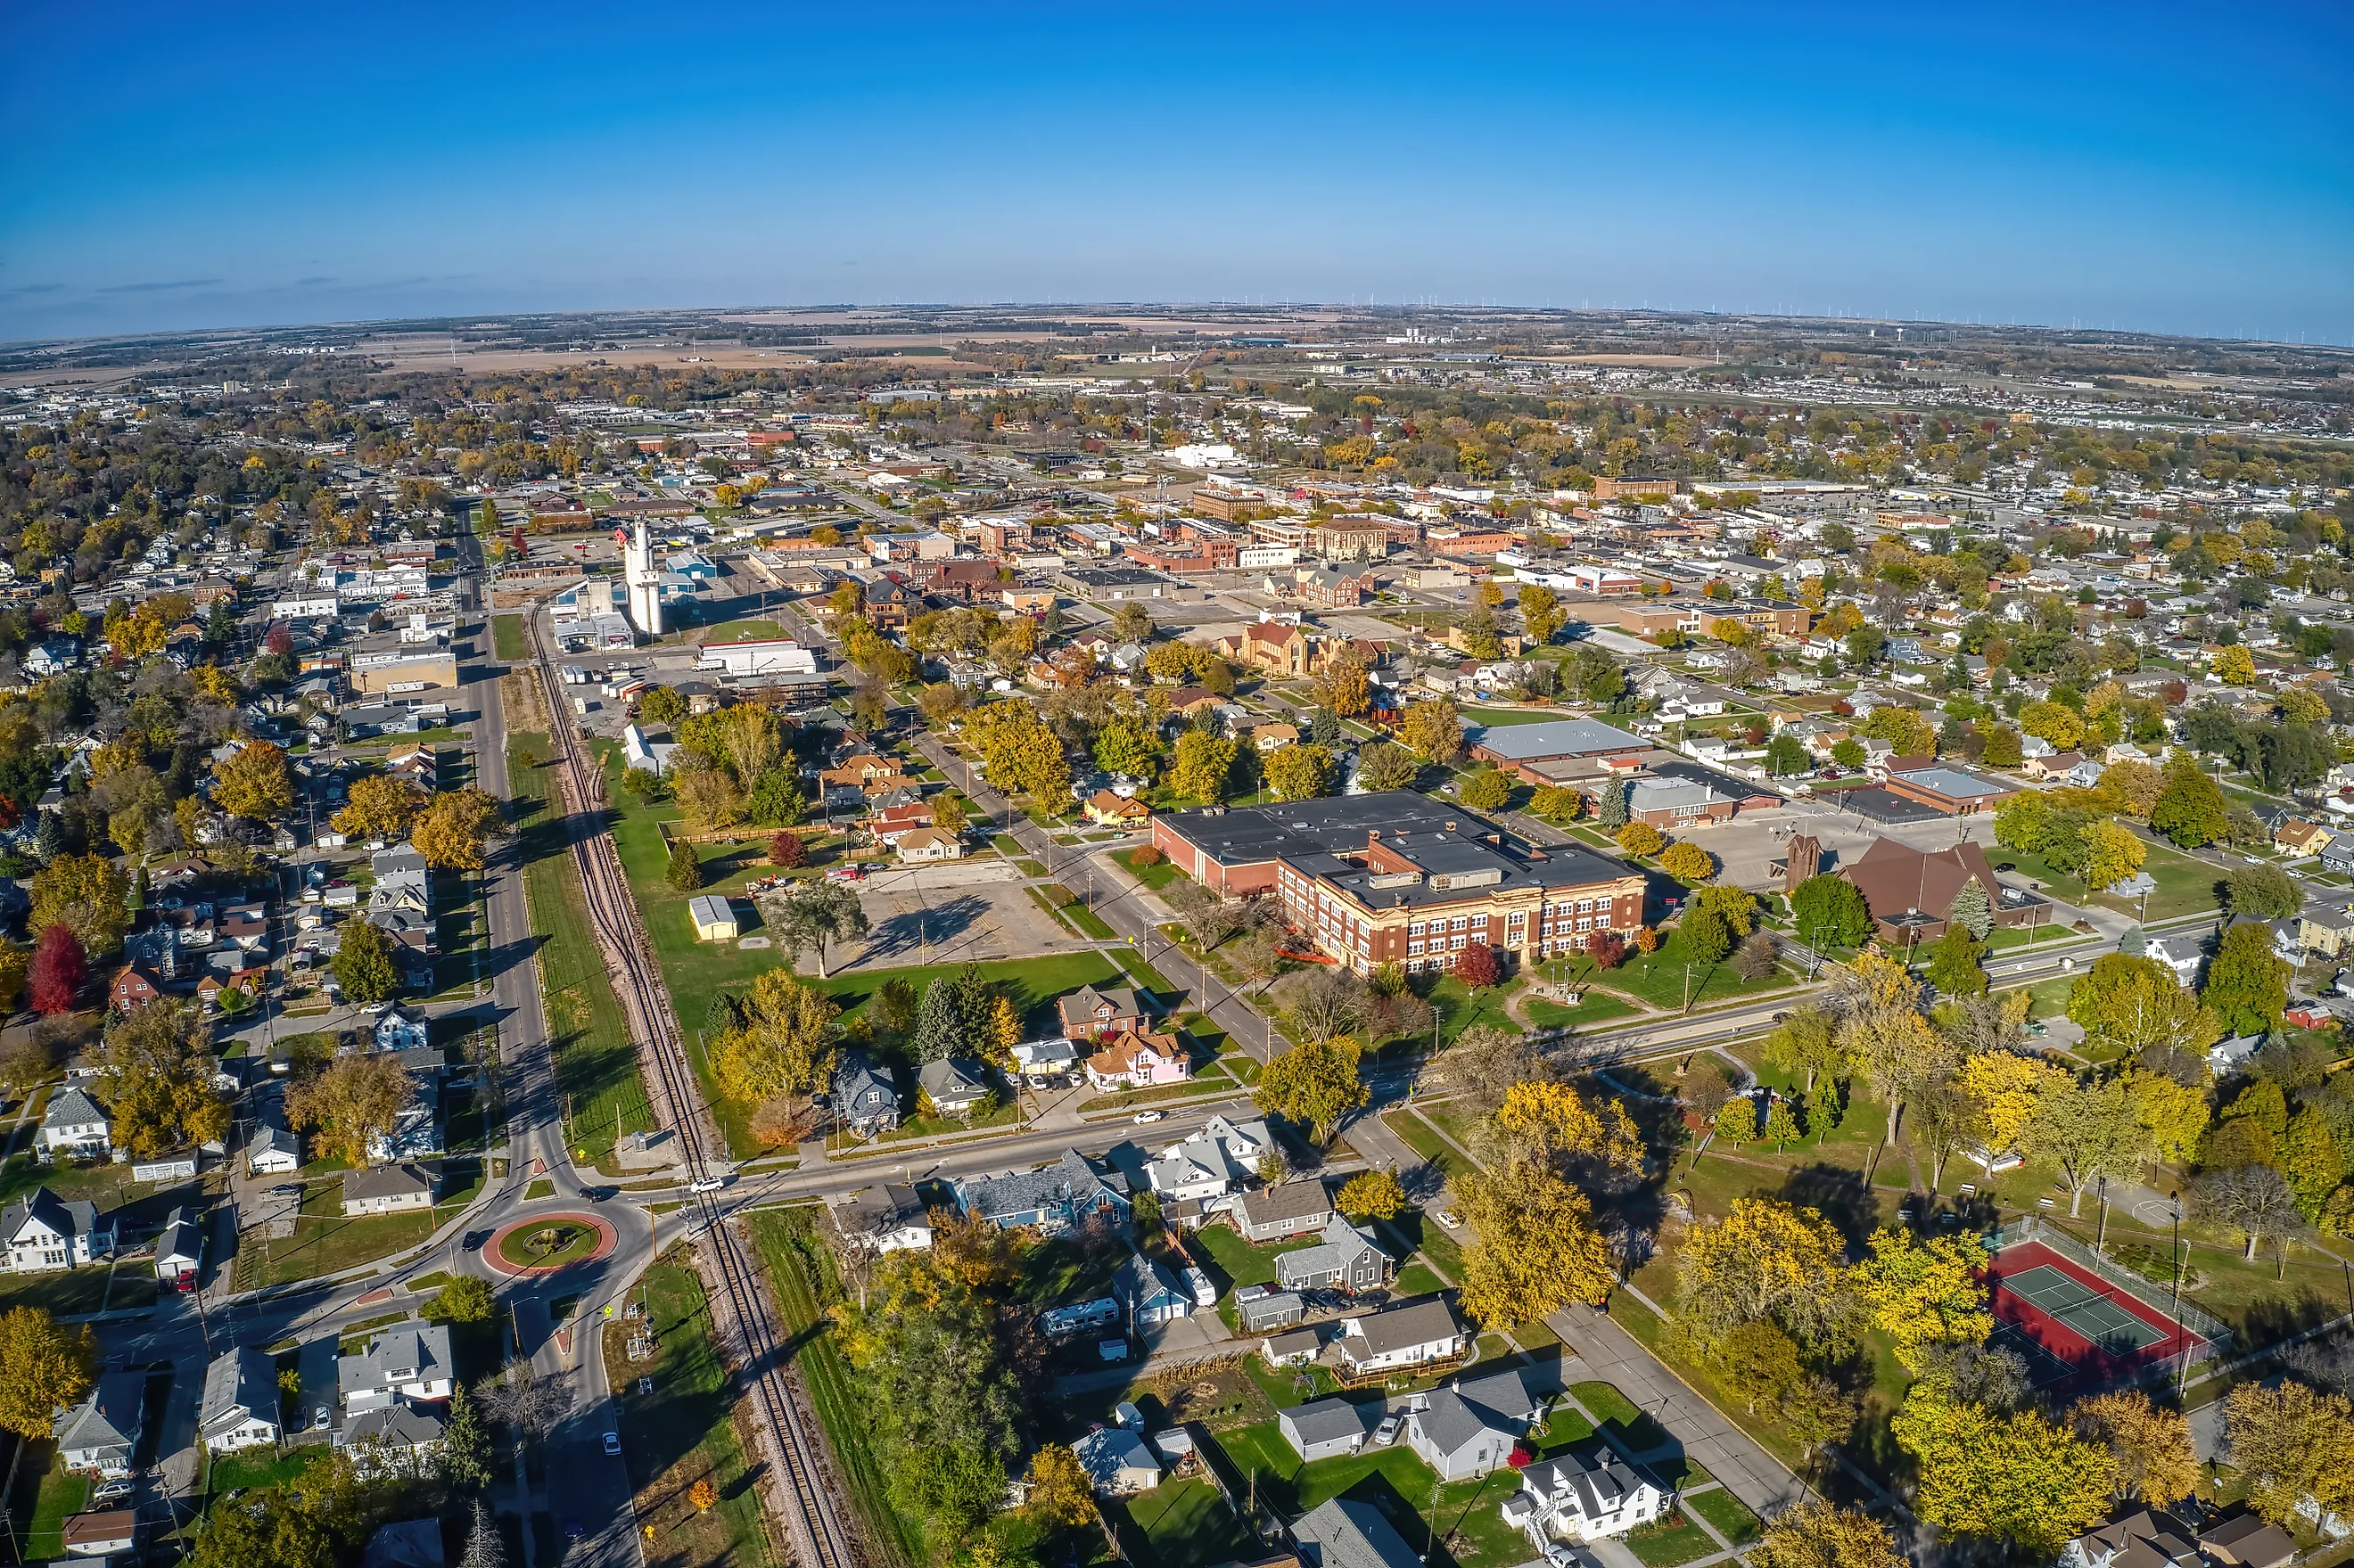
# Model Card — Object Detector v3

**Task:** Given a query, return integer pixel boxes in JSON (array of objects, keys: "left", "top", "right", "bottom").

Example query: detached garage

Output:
[
  {"left": 1279, "top": 1397, "right": 1382, "bottom": 1463},
  {"left": 688, "top": 896, "right": 739, "bottom": 941}
]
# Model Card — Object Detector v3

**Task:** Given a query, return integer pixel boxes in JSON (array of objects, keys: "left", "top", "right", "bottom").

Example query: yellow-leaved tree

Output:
[
  {"left": 0, "top": 1307, "right": 96, "bottom": 1440},
  {"left": 2069, "top": 1390, "right": 2198, "bottom": 1509},
  {"left": 1673, "top": 1196, "right": 1850, "bottom": 1347},
  {"left": 1958, "top": 1054, "right": 2067, "bottom": 1159},
  {"left": 1892, "top": 1387, "right": 2115, "bottom": 1555},
  {"left": 1482, "top": 1080, "right": 1643, "bottom": 1178},
  {"left": 1849, "top": 1227, "right": 1991, "bottom": 1369},
  {"left": 1454, "top": 1158, "right": 1616, "bottom": 1330},
  {"left": 709, "top": 971, "right": 840, "bottom": 1108}
]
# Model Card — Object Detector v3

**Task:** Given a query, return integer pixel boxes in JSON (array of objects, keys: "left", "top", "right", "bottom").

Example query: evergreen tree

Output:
[
  {"left": 32, "top": 814, "right": 63, "bottom": 865},
  {"left": 666, "top": 839, "right": 704, "bottom": 891},
  {"left": 1597, "top": 781, "right": 1629, "bottom": 830},
  {"left": 440, "top": 1385, "right": 493, "bottom": 1491},
  {"left": 1308, "top": 709, "right": 1342, "bottom": 748},
  {"left": 951, "top": 963, "right": 999, "bottom": 1043},
  {"left": 912, "top": 979, "right": 975, "bottom": 1063},
  {"left": 2119, "top": 924, "right": 2146, "bottom": 957},
  {"left": 1947, "top": 877, "right": 1993, "bottom": 941}
]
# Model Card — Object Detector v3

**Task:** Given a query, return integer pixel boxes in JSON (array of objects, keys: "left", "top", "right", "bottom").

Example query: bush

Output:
[
  {"left": 1131, "top": 844, "right": 1164, "bottom": 867},
  {"left": 770, "top": 831, "right": 809, "bottom": 869}
]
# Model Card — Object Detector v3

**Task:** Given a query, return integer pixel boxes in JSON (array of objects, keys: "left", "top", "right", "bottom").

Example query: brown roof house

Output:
[
  {"left": 1832, "top": 837, "right": 2042, "bottom": 947},
  {"left": 1084, "top": 791, "right": 1150, "bottom": 826},
  {"left": 1058, "top": 984, "right": 1146, "bottom": 1041}
]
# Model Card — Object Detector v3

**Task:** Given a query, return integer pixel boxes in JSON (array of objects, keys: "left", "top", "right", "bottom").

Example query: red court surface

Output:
[{"left": 1985, "top": 1239, "right": 2203, "bottom": 1391}]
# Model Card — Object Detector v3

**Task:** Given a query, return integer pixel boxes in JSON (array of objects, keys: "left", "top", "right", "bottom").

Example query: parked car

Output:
[
  {"left": 1371, "top": 1415, "right": 1402, "bottom": 1448},
  {"left": 91, "top": 1480, "right": 135, "bottom": 1503},
  {"left": 1435, "top": 1209, "right": 1463, "bottom": 1230}
]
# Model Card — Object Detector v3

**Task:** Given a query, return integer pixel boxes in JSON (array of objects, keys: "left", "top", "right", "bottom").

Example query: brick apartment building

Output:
[{"left": 1150, "top": 793, "right": 1645, "bottom": 974}]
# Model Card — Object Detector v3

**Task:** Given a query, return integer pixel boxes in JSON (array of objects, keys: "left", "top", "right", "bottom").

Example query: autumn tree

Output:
[
  {"left": 1254, "top": 1034, "right": 1370, "bottom": 1146},
  {"left": 2027, "top": 1074, "right": 2155, "bottom": 1217},
  {"left": 1481, "top": 1080, "right": 1642, "bottom": 1179},
  {"left": 1850, "top": 1227, "right": 1991, "bottom": 1369},
  {"left": 287, "top": 1051, "right": 413, "bottom": 1167},
  {"left": 2080, "top": 819, "right": 2146, "bottom": 893},
  {"left": 332, "top": 775, "right": 427, "bottom": 841},
  {"left": 1752, "top": 1500, "right": 1903, "bottom": 1568},
  {"left": 415, "top": 787, "right": 501, "bottom": 871},
  {"left": 1021, "top": 1443, "right": 1098, "bottom": 1528},
  {"left": 0, "top": 1307, "right": 96, "bottom": 1439},
  {"left": 2203, "top": 921, "right": 2290, "bottom": 1035},
  {"left": 2197, "top": 1163, "right": 2305, "bottom": 1268},
  {"left": 1453, "top": 941, "right": 1502, "bottom": 989},
  {"left": 1336, "top": 1168, "right": 1405, "bottom": 1222},
  {"left": 1674, "top": 1196, "right": 1851, "bottom": 1348},
  {"left": 1616, "top": 821, "right": 1666, "bottom": 857},
  {"left": 29, "top": 854, "right": 131, "bottom": 958},
  {"left": 2222, "top": 1379, "right": 2354, "bottom": 1524},
  {"left": 332, "top": 916, "right": 402, "bottom": 1004},
  {"left": 1459, "top": 768, "right": 1512, "bottom": 812},
  {"left": 1518, "top": 584, "right": 1565, "bottom": 645},
  {"left": 96, "top": 1001, "right": 229, "bottom": 1159},
  {"left": 211, "top": 740, "right": 294, "bottom": 821},
  {"left": 1454, "top": 1157, "right": 1616, "bottom": 1329},
  {"left": 710, "top": 971, "right": 840, "bottom": 1105},
  {"left": 1399, "top": 699, "right": 1465, "bottom": 764},
  {"left": 2068, "top": 954, "right": 2223, "bottom": 1079},
  {"left": 1170, "top": 730, "right": 1240, "bottom": 805},
  {"left": 426, "top": 1276, "right": 497, "bottom": 1325},
  {"left": 1892, "top": 1389, "right": 2115, "bottom": 1556},
  {"left": 1264, "top": 744, "right": 1337, "bottom": 802},
  {"left": 28, "top": 925, "right": 87, "bottom": 1014},
  {"left": 1318, "top": 648, "right": 1372, "bottom": 718},
  {"left": 2070, "top": 1390, "right": 2198, "bottom": 1509},
  {"left": 1658, "top": 841, "right": 1714, "bottom": 885}
]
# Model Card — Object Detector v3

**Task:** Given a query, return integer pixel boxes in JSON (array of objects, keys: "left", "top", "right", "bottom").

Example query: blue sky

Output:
[{"left": 3, "top": 1, "right": 2349, "bottom": 343}]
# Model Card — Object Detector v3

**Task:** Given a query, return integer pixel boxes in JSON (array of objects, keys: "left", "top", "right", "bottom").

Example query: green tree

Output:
[
  {"left": 772, "top": 880, "right": 869, "bottom": 979},
  {"left": 1947, "top": 877, "right": 1993, "bottom": 941},
  {"left": 2068, "top": 955, "right": 2223, "bottom": 1079},
  {"left": 439, "top": 1385, "right": 493, "bottom": 1491},
  {"left": 1355, "top": 742, "right": 1420, "bottom": 792},
  {"left": 331, "top": 917, "right": 401, "bottom": 1005},
  {"left": 1790, "top": 874, "right": 1874, "bottom": 950},
  {"left": 2202, "top": 922, "right": 2290, "bottom": 1036},
  {"left": 1764, "top": 733, "right": 1811, "bottom": 776},
  {"left": 2152, "top": 759, "right": 2228, "bottom": 848},
  {"left": 1518, "top": 584, "right": 1565, "bottom": 645},
  {"left": 2027, "top": 1076, "right": 2155, "bottom": 1218},
  {"left": 1831, "top": 736, "right": 1867, "bottom": 771},
  {"left": 2226, "top": 863, "right": 2302, "bottom": 920},
  {"left": 1595, "top": 780, "right": 1629, "bottom": 829},
  {"left": 1683, "top": 907, "right": 1732, "bottom": 965},
  {"left": 1459, "top": 768, "right": 1512, "bottom": 812},
  {"left": 1254, "top": 1035, "right": 1370, "bottom": 1146},
  {"left": 1264, "top": 744, "right": 1337, "bottom": 802},
  {"left": 666, "top": 839, "right": 704, "bottom": 891},
  {"left": 1170, "top": 729, "right": 1240, "bottom": 805},
  {"left": 1925, "top": 928, "right": 1988, "bottom": 997},
  {"left": 427, "top": 1276, "right": 497, "bottom": 1324}
]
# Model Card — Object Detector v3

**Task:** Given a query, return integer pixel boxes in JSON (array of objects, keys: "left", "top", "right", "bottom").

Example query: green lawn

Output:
[
  {"left": 1420, "top": 975, "right": 1525, "bottom": 1041},
  {"left": 1993, "top": 837, "right": 2221, "bottom": 922},
  {"left": 1570, "top": 1381, "right": 1671, "bottom": 1455},
  {"left": 605, "top": 1260, "right": 779, "bottom": 1568},
  {"left": 231, "top": 1172, "right": 480, "bottom": 1289},
  {"left": 1683, "top": 1486, "right": 1760, "bottom": 1545},
  {"left": 1625, "top": 1510, "right": 1720, "bottom": 1568},
  {"left": 1189, "top": 1225, "right": 1325, "bottom": 1294},
  {"left": 509, "top": 735, "right": 657, "bottom": 1162},
  {"left": 1523, "top": 992, "right": 1639, "bottom": 1030},
  {"left": 1460, "top": 707, "right": 1559, "bottom": 727},
  {"left": 1116, "top": 846, "right": 1184, "bottom": 891},
  {"left": 693, "top": 619, "right": 791, "bottom": 644},
  {"left": 16, "top": 1450, "right": 85, "bottom": 1560},
  {"left": 1114, "top": 1477, "right": 1255, "bottom": 1568},
  {"left": 1214, "top": 1424, "right": 1529, "bottom": 1568},
  {"left": 492, "top": 614, "right": 528, "bottom": 661},
  {"left": 1604, "top": 926, "right": 1795, "bottom": 1011},
  {"left": 1382, "top": 1109, "right": 1466, "bottom": 1184}
]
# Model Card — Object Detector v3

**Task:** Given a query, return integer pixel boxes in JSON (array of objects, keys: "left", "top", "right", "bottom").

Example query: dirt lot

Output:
[{"left": 819, "top": 858, "right": 1101, "bottom": 972}]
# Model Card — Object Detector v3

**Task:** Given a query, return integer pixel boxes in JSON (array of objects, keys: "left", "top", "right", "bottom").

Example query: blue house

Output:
[
  {"left": 1114, "top": 1249, "right": 1191, "bottom": 1326},
  {"left": 953, "top": 1150, "right": 1129, "bottom": 1235}
]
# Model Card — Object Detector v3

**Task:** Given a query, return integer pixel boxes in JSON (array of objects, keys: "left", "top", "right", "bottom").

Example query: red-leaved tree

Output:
[
  {"left": 29, "top": 924, "right": 87, "bottom": 1015},
  {"left": 769, "top": 831, "right": 808, "bottom": 869},
  {"left": 263, "top": 623, "right": 293, "bottom": 656},
  {"left": 1589, "top": 931, "right": 1628, "bottom": 971},
  {"left": 1454, "top": 941, "right": 1501, "bottom": 989}
]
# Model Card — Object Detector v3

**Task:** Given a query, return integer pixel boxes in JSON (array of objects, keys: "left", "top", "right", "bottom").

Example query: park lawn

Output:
[
  {"left": 693, "top": 619, "right": 790, "bottom": 645},
  {"left": 744, "top": 1212, "right": 924, "bottom": 1568},
  {"left": 1607, "top": 927, "right": 1796, "bottom": 1012},
  {"left": 1420, "top": 975, "right": 1524, "bottom": 1042},
  {"left": 1459, "top": 707, "right": 1557, "bottom": 727},
  {"left": 1994, "top": 838, "right": 2220, "bottom": 923},
  {"left": 1189, "top": 1226, "right": 1325, "bottom": 1295},
  {"left": 509, "top": 735, "right": 657, "bottom": 1162},
  {"left": 1683, "top": 1486, "right": 1761, "bottom": 1545},
  {"left": 1524, "top": 992, "right": 1640, "bottom": 1030},
  {"left": 1117, "top": 846, "right": 1184, "bottom": 891},
  {"left": 605, "top": 1259, "right": 779, "bottom": 1568},
  {"left": 491, "top": 615, "right": 529, "bottom": 661},
  {"left": 1112, "top": 1477, "right": 1255, "bottom": 1568}
]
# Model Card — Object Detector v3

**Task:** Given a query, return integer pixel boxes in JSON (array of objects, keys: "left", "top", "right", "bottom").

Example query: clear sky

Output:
[{"left": 3, "top": 1, "right": 2349, "bottom": 344}]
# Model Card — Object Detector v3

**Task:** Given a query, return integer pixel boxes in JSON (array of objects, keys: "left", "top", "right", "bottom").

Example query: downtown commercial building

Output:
[{"left": 1150, "top": 793, "right": 1644, "bottom": 974}]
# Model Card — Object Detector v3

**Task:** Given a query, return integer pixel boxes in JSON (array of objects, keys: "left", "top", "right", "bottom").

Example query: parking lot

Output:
[{"left": 819, "top": 857, "right": 1104, "bottom": 973}]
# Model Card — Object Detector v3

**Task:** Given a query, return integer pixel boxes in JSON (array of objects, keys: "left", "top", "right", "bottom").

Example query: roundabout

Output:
[{"left": 482, "top": 1211, "right": 618, "bottom": 1277}]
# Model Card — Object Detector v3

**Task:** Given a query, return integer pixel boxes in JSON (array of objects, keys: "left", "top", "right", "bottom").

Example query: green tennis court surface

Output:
[{"left": 1998, "top": 1263, "right": 2169, "bottom": 1353}]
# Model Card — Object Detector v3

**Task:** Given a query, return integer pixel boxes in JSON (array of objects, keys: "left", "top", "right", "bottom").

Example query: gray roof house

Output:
[
  {"left": 1291, "top": 1498, "right": 1424, "bottom": 1568},
  {"left": 2, "top": 1186, "right": 116, "bottom": 1272},
  {"left": 1143, "top": 1114, "right": 1275, "bottom": 1202},
  {"left": 54, "top": 1371, "right": 145, "bottom": 1477},
  {"left": 916, "top": 1057, "right": 991, "bottom": 1116},
  {"left": 1280, "top": 1396, "right": 1384, "bottom": 1463},
  {"left": 1242, "top": 1288, "right": 1307, "bottom": 1334},
  {"left": 154, "top": 1206, "right": 203, "bottom": 1287},
  {"left": 1276, "top": 1215, "right": 1393, "bottom": 1296},
  {"left": 341, "top": 1402, "right": 448, "bottom": 1476},
  {"left": 832, "top": 1053, "right": 901, "bottom": 1137},
  {"left": 1336, "top": 1297, "right": 1466, "bottom": 1378},
  {"left": 1502, "top": 1445, "right": 1667, "bottom": 1543},
  {"left": 201, "top": 1346, "right": 281, "bottom": 1452},
  {"left": 1113, "top": 1249, "right": 1191, "bottom": 1326},
  {"left": 39, "top": 1087, "right": 111, "bottom": 1155},
  {"left": 1405, "top": 1367, "right": 1545, "bottom": 1481},
  {"left": 954, "top": 1150, "right": 1130, "bottom": 1235},
  {"left": 341, "top": 1324, "right": 456, "bottom": 1412},
  {"left": 1235, "top": 1179, "right": 1333, "bottom": 1242}
]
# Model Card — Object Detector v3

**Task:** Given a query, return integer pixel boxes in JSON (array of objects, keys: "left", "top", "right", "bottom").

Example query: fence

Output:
[{"left": 1991, "top": 1215, "right": 2234, "bottom": 1353}]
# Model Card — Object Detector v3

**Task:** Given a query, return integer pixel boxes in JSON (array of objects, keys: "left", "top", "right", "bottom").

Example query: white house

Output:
[
  {"left": 1, "top": 1187, "right": 116, "bottom": 1272},
  {"left": 54, "top": 1373, "right": 144, "bottom": 1477},
  {"left": 342, "top": 1164, "right": 434, "bottom": 1216},
  {"left": 39, "top": 1088, "right": 111, "bottom": 1158},
  {"left": 247, "top": 1105, "right": 302, "bottom": 1175},
  {"left": 824, "top": 1184, "right": 934, "bottom": 1253},
  {"left": 373, "top": 1007, "right": 430, "bottom": 1053},
  {"left": 341, "top": 1403, "right": 447, "bottom": 1476},
  {"left": 1502, "top": 1447, "right": 1667, "bottom": 1544},
  {"left": 1142, "top": 1115, "right": 1276, "bottom": 1203},
  {"left": 1072, "top": 1424, "right": 1161, "bottom": 1495},
  {"left": 1335, "top": 1298, "right": 1465, "bottom": 1379},
  {"left": 341, "top": 1325, "right": 457, "bottom": 1414},
  {"left": 200, "top": 1347, "right": 283, "bottom": 1452},
  {"left": 895, "top": 827, "right": 965, "bottom": 863}
]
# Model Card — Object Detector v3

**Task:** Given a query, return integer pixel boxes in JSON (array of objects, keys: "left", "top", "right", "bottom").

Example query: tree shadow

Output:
[
  {"left": 1774, "top": 1162, "right": 1881, "bottom": 1254},
  {"left": 858, "top": 893, "right": 990, "bottom": 964}
]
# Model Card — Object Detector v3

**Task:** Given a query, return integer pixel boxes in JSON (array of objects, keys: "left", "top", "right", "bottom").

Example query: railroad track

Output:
[{"left": 523, "top": 613, "right": 859, "bottom": 1568}]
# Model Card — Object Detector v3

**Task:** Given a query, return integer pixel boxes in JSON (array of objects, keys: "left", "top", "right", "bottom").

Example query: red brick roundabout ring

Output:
[{"left": 481, "top": 1212, "right": 618, "bottom": 1277}]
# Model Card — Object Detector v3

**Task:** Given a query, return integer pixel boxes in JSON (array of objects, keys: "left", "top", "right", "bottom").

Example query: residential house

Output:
[
  {"left": 1083, "top": 790, "right": 1151, "bottom": 827},
  {"left": 1334, "top": 1298, "right": 1466, "bottom": 1380},
  {"left": 1276, "top": 1216, "right": 1394, "bottom": 1295},
  {"left": 918, "top": 1058, "right": 992, "bottom": 1116},
  {"left": 2300, "top": 905, "right": 2354, "bottom": 959},
  {"left": 1236, "top": 1180, "right": 1334, "bottom": 1243},
  {"left": 819, "top": 754, "right": 908, "bottom": 792},
  {"left": 1114, "top": 1248, "right": 1192, "bottom": 1326},
  {"left": 154, "top": 1206, "right": 203, "bottom": 1290},
  {"left": 248, "top": 1103, "right": 302, "bottom": 1175},
  {"left": 342, "top": 1404, "right": 448, "bottom": 1476},
  {"left": 832, "top": 1053, "right": 901, "bottom": 1136},
  {"left": 863, "top": 800, "right": 933, "bottom": 847},
  {"left": 39, "top": 1088, "right": 111, "bottom": 1158},
  {"left": 1072, "top": 1424, "right": 1161, "bottom": 1495},
  {"left": 1084, "top": 1027, "right": 1189, "bottom": 1091},
  {"left": 341, "top": 1325, "right": 457, "bottom": 1413},
  {"left": 61, "top": 1511, "right": 137, "bottom": 1558},
  {"left": 200, "top": 1346, "right": 282, "bottom": 1452},
  {"left": 1502, "top": 1446, "right": 1667, "bottom": 1543},
  {"left": 2200, "top": 1515, "right": 2299, "bottom": 1568},
  {"left": 1405, "top": 1367, "right": 1545, "bottom": 1482},
  {"left": 2324, "top": 837, "right": 2354, "bottom": 877},
  {"left": 2145, "top": 932, "right": 2206, "bottom": 988},
  {"left": 1, "top": 1187, "right": 116, "bottom": 1271},
  {"left": 2210, "top": 1033, "right": 2265, "bottom": 1076},
  {"left": 2062, "top": 1510, "right": 2202, "bottom": 1568},
  {"left": 824, "top": 1183, "right": 934, "bottom": 1253},
  {"left": 108, "top": 964, "right": 165, "bottom": 1013},
  {"left": 1142, "top": 1115, "right": 1275, "bottom": 1203},
  {"left": 953, "top": 1149, "right": 1130, "bottom": 1235},
  {"left": 1011, "top": 1037, "right": 1081, "bottom": 1081},
  {"left": 895, "top": 826, "right": 965, "bottom": 863},
  {"left": 54, "top": 1373, "right": 145, "bottom": 1476},
  {"left": 374, "top": 1007, "right": 430, "bottom": 1053},
  {"left": 2277, "top": 818, "right": 2333, "bottom": 858},
  {"left": 1058, "top": 984, "right": 1148, "bottom": 1040},
  {"left": 1291, "top": 1498, "right": 1424, "bottom": 1568},
  {"left": 1279, "top": 1397, "right": 1382, "bottom": 1463},
  {"left": 342, "top": 1164, "right": 435, "bottom": 1217}
]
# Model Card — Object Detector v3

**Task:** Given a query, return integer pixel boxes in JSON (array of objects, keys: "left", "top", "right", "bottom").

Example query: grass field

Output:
[
  {"left": 1112, "top": 1477, "right": 1255, "bottom": 1568},
  {"left": 605, "top": 1258, "right": 778, "bottom": 1568},
  {"left": 1602, "top": 926, "right": 1796, "bottom": 1011},
  {"left": 492, "top": 614, "right": 528, "bottom": 661},
  {"left": 1115, "top": 846, "right": 1184, "bottom": 891},
  {"left": 1683, "top": 1486, "right": 1760, "bottom": 1545},
  {"left": 509, "top": 734, "right": 657, "bottom": 1162},
  {"left": 1625, "top": 1510, "right": 1720, "bottom": 1567},
  {"left": 1994, "top": 837, "right": 2221, "bottom": 922},
  {"left": 231, "top": 1170, "right": 482, "bottom": 1289},
  {"left": 1214, "top": 1423, "right": 1530, "bottom": 1568}
]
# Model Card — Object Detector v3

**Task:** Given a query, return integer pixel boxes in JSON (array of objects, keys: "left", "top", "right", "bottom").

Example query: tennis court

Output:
[
  {"left": 1996, "top": 1263, "right": 2171, "bottom": 1356},
  {"left": 1988, "top": 1323, "right": 2081, "bottom": 1389}
]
